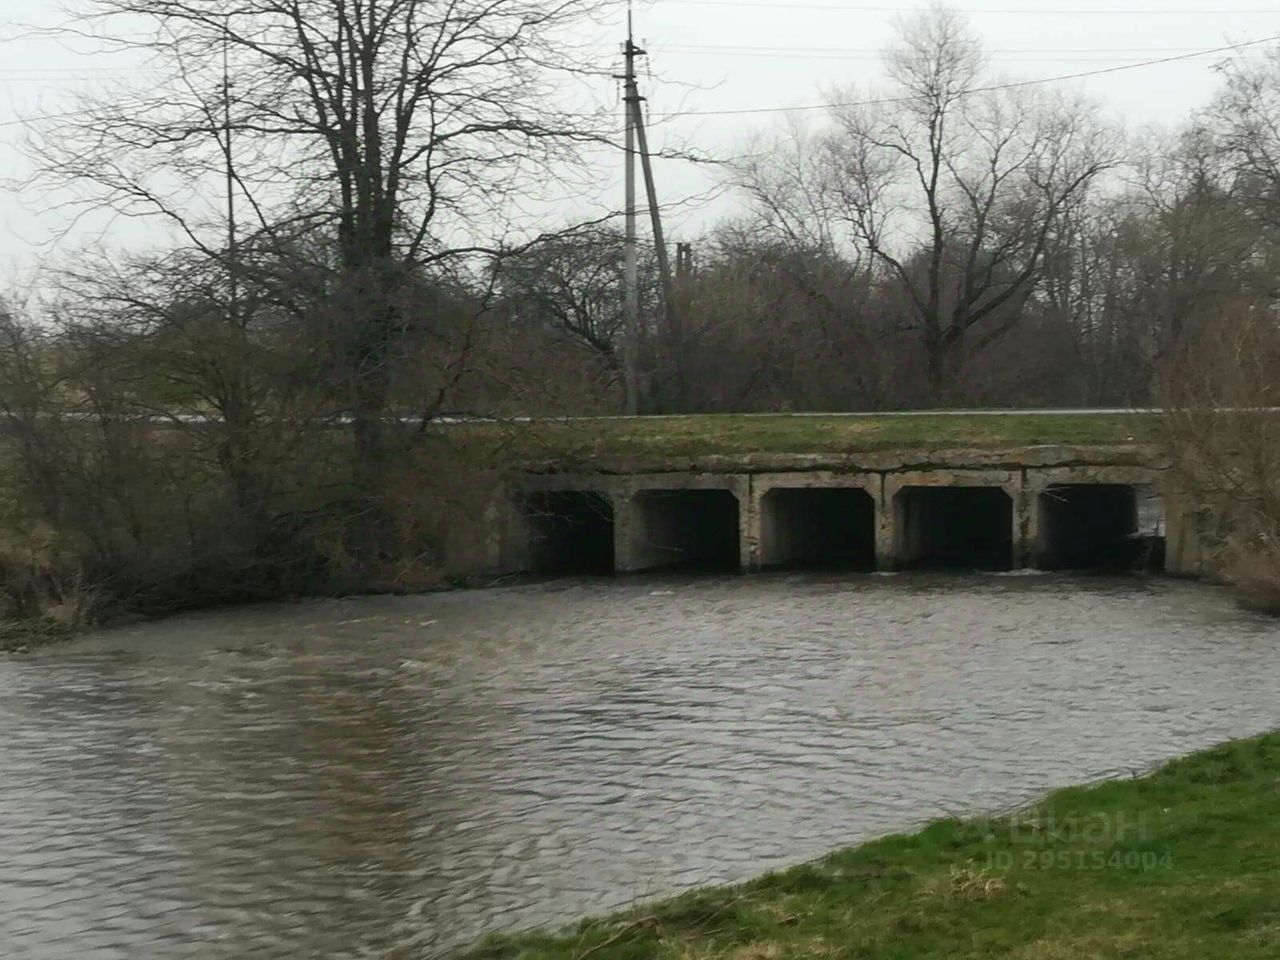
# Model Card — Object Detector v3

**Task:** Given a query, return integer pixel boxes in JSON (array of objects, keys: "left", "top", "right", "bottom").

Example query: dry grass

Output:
[{"left": 922, "top": 865, "right": 1009, "bottom": 902}]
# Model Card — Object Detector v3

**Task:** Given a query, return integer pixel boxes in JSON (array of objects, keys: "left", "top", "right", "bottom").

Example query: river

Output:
[{"left": 1, "top": 573, "right": 1277, "bottom": 958}]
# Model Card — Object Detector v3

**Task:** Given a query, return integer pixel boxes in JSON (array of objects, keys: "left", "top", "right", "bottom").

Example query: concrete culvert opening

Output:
[
  {"left": 521, "top": 491, "right": 615, "bottom": 574},
  {"left": 632, "top": 489, "right": 740, "bottom": 572},
  {"left": 1037, "top": 484, "right": 1160, "bottom": 571},
  {"left": 760, "top": 488, "right": 876, "bottom": 570},
  {"left": 894, "top": 486, "right": 1013, "bottom": 571}
]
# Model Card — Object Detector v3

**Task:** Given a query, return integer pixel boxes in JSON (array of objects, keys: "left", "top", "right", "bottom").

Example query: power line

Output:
[
  {"left": 0, "top": 100, "right": 156, "bottom": 129},
  {"left": 641, "top": 32, "right": 1280, "bottom": 118},
  {"left": 2, "top": 32, "right": 1276, "bottom": 130},
  {"left": 666, "top": 56, "right": 1273, "bottom": 64},
  {"left": 0, "top": 45, "right": 1253, "bottom": 85},
  {"left": 0, "top": 108, "right": 85, "bottom": 128},
  {"left": 657, "top": 44, "right": 1274, "bottom": 55},
  {"left": 0, "top": 67, "right": 146, "bottom": 73},
  {"left": 0, "top": 44, "right": 1255, "bottom": 69},
  {"left": 0, "top": 75, "right": 151, "bottom": 83},
  {"left": 655, "top": 46, "right": 1271, "bottom": 63},
  {"left": 658, "top": 0, "right": 1280, "bottom": 14}
]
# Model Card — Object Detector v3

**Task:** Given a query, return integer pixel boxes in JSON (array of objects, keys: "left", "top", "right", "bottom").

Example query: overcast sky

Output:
[{"left": 2, "top": 0, "right": 1279, "bottom": 287}]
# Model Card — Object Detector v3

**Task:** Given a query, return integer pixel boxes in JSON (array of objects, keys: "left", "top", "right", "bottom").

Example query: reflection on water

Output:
[{"left": 1, "top": 574, "right": 1278, "bottom": 958}]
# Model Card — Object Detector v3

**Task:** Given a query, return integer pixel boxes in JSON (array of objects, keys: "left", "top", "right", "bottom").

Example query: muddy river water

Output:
[{"left": 1, "top": 573, "right": 1278, "bottom": 958}]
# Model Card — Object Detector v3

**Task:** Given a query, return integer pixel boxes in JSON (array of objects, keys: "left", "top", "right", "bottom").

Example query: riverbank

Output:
[
  {"left": 472, "top": 730, "right": 1280, "bottom": 960},
  {"left": 0, "top": 412, "right": 1157, "bottom": 645},
  {"left": 0, "top": 571, "right": 500, "bottom": 653},
  {"left": 0, "top": 616, "right": 72, "bottom": 653}
]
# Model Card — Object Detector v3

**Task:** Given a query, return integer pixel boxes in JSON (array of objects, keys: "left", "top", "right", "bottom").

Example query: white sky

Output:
[{"left": 3, "top": 0, "right": 1280, "bottom": 287}]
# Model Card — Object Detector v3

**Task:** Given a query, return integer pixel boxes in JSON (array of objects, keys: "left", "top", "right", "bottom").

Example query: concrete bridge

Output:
[{"left": 499, "top": 443, "right": 1201, "bottom": 576}]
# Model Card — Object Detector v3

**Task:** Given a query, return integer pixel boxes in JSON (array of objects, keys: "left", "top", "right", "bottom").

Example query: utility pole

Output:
[
  {"left": 222, "top": 22, "right": 238, "bottom": 326},
  {"left": 628, "top": 67, "right": 685, "bottom": 409},
  {"left": 615, "top": 6, "right": 684, "bottom": 411},
  {"left": 676, "top": 242, "right": 693, "bottom": 282},
  {"left": 618, "top": 7, "right": 641, "bottom": 415}
]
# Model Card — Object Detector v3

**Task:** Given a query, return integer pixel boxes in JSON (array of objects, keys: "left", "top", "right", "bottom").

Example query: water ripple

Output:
[{"left": 0, "top": 574, "right": 1278, "bottom": 958}]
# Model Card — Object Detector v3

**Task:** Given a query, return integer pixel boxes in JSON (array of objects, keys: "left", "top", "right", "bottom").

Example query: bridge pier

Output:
[{"left": 1162, "top": 490, "right": 1203, "bottom": 576}]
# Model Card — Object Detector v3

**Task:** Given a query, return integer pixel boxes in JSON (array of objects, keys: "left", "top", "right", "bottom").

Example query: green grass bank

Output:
[
  {"left": 472, "top": 731, "right": 1280, "bottom": 960},
  {"left": 494, "top": 412, "right": 1155, "bottom": 462}
]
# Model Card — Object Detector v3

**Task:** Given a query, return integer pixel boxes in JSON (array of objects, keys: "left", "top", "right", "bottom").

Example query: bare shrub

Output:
[{"left": 1161, "top": 302, "right": 1280, "bottom": 610}]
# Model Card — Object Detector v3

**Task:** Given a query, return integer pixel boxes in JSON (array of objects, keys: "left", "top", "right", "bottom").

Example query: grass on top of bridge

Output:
[
  {"left": 471, "top": 730, "right": 1280, "bottom": 960},
  {"left": 498, "top": 412, "right": 1157, "bottom": 461}
]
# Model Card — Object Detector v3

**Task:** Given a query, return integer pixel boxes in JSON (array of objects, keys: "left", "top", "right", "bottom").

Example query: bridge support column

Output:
[
  {"left": 742, "top": 477, "right": 759, "bottom": 571},
  {"left": 613, "top": 488, "right": 643, "bottom": 574},
  {"left": 1162, "top": 490, "right": 1202, "bottom": 576},
  {"left": 1013, "top": 477, "right": 1033, "bottom": 570},
  {"left": 874, "top": 478, "right": 894, "bottom": 571}
]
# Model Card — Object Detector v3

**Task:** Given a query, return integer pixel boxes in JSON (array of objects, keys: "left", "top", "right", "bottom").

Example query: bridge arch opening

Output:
[
  {"left": 631, "top": 489, "right": 740, "bottom": 572},
  {"left": 1036, "top": 484, "right": 1163, "bottom": 571},
  {"left": 894, "top": 486, "right": 1013, "bottom": 570},
  {"left": 759, "top": 487, "right": 875, "bottom": 570},
  {"left": 520, "top": 490, "right": 615, "bottom": 574}
]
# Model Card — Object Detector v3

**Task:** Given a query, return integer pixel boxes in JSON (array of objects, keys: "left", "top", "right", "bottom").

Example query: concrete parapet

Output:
[{"left": 520, "top": 443, "right": 1168, "bottom": 478}]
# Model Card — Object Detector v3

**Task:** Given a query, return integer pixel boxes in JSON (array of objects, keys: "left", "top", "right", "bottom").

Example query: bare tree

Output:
[
  {"left": 1207, "top": 45, "right": 1280, "bottom": 233},
  {"left": 47, "top": 242, "right": 338, "bottom": 545},
  {"left": 36, "top": 0, "right": 608, "bottom": 499},
  {"left": 820, "top": 7, "right": 1115, "bottom": 397},
  {"left": 496, "top": 228, "right": 634, "bottom": 377},
  {"left": 676, "top": 226, "right": 895, "bottom": 410},
  {"left": 736, "top": 117, "right": 859, "bottom": 260},
  {"left": 0, "top": 300, "right": 211, "bottom": 623}
]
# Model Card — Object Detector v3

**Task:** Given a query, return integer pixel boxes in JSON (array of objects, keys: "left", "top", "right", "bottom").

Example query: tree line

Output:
[
  {"left": 523, "top": 11, "right": 1280, "bottom": 414},
  {"left": 2, "top": 2, "right": 1279, "bottom": 634}
]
